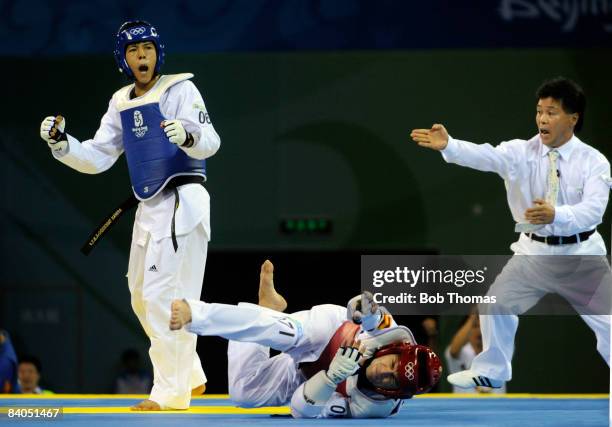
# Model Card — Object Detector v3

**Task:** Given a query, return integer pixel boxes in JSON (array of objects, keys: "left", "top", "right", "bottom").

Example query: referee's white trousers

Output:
[
  {"left": 127, "top": 223, "right": 208, "bottom": 409},
  {"left": 474, "top": 312, "right": 610, "bottom": 381},
  {"left": 472, "top": 232, "right": 611, "bottom": 381}
]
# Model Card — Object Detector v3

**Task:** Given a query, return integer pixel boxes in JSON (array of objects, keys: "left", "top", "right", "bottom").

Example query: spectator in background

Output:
[
  {"left": 421, "top": 317, "right": 439, "bottom": 350},
  {"left": 0, "top": 330, "right": 19, "bottom": 393},
  {"left": 444, "top": 314, "right": 506, "bottom": 393},
  {"left": 18, "top": 356, "right": 52, "bottom": 394},
  {"left": 401, "top": 316, "right": 439, "bottom": 349},
  {"left": 115, "top": 349, "right": 153, "bottom": 394}
]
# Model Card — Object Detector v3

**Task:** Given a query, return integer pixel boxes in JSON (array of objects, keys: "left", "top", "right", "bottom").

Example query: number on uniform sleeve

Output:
[{"left": 199, "top": 111, "right": 211, "bottom": 124}]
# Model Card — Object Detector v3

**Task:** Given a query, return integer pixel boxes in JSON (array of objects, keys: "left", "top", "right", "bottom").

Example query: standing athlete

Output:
[
  {"left": 170, "top": 261, "right": 442, "bottom": 418},
  {"left": 411, "top": 77, "right": 610, "bottom": 388},
  {"left": 39, "top": 20, "right": 220, "bottom": 410}
]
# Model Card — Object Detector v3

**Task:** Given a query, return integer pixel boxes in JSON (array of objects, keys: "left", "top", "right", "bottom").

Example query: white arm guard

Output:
[
  {"left": 302, "top": 370, "right": 336, "bottom": 405},
  {"left": 291, "top": 382, "right": 351, "bottom": 419},
  {"left": 291, "top": 374, "right": 403, "bottom": 419},
  {"left": 291, "top": 348, "right": 361, "bottom": 418}
]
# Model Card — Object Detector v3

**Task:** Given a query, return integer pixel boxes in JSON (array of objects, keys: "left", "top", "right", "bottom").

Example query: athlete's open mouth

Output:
[{"left": 138, "top": 65, "right": 149, "bottom": 72}]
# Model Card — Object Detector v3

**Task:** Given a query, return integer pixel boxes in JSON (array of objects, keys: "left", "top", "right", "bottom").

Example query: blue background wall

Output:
[{"left": 1, "top": 0, "right": 611, "bottom": 394}]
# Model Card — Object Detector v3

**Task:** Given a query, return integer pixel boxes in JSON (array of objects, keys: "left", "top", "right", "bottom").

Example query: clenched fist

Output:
[
  {"left": 162, "top": 119, "right": 194, "bottom": 147},
  {"left": 40, "top": 116, "right": 68, "bottom": 152}
]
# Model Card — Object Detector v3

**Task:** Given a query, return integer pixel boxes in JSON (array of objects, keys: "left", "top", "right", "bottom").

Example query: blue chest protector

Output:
[{"left": 116, "top": 73, "right": 206, "bottom": 200}]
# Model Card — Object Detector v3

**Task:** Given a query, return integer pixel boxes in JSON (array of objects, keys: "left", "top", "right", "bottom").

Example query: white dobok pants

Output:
[
  {"left": 127, "top": 223, "right": 208, "bottom": 409},
  {"left": 185, "top": 301, "right": 346, "bottom": 407}
]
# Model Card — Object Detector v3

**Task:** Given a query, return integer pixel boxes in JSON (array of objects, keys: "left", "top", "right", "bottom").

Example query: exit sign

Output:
[{"left": 280, "top": 218, "right": 332, "bottom": 235}]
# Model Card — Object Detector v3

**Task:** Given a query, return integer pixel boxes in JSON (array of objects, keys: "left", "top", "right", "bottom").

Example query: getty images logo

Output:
[{"left": 132, "top": 110, "right": 148, "bottom": 138}]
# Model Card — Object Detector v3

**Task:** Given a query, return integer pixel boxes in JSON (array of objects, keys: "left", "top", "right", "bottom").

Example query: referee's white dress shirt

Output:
[{"left": 441, "top": 134, "right": 610, "bottom": 237}]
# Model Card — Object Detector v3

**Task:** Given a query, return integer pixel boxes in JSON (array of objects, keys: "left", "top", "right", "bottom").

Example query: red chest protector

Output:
[{"left": 299, "top": 321, "right": 361, "bottom": 397}]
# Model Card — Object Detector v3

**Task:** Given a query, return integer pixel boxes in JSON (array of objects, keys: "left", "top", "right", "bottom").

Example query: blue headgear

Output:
[{"left": 114, "top": 20, "right": 165, "bottom": 79}]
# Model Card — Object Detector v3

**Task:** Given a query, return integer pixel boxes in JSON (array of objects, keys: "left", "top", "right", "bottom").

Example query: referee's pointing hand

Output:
[{"left": 411, "top": 124, "right": 449, "bottom": 151}]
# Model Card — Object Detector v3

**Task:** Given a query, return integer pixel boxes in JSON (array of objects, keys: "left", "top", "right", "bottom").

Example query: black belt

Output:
[
  {"left": 524, "top": 229, "right": 595, "bottom": 246},
  {"left": 80, "top": 175, "right": 205, "bottom": 255}
]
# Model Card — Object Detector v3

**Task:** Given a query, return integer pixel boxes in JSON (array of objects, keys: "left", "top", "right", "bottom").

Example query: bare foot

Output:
[
  {"left": 170, "top": 299, "right": 192, "bottom": 330},
  {"left": 191, "top": 384, "right": 206, "bottom": 396},
  {"left": 258, "top": 260, "right": 287, "bottom": 312},
  {"left": 131, "top": 399, "right": 162, "bottom": 411}
]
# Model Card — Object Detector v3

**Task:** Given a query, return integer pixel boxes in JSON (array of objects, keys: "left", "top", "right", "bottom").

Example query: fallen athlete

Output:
[{"left": 169, "top": 260, "right": 441, "bottom": 418}]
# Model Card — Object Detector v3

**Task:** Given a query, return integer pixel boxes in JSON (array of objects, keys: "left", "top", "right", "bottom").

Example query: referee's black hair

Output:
[{"left": 536, "top": 77, "right": 586, "bottom": 133}]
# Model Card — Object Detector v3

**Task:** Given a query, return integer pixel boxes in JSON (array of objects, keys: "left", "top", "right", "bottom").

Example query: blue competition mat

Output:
[{"left": 0, "top": 394, "right": 608, "bottom": 427}]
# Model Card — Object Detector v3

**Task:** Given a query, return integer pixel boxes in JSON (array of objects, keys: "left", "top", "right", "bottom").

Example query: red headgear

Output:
[{"left": 370, "top": 343, "right": 442, "bottom": 399}]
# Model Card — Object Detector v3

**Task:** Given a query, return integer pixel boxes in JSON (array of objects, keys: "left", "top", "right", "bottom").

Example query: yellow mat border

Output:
[{"left": 1, "top": 394, "right": 608, "bottom": 416}]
